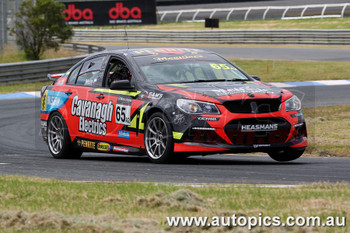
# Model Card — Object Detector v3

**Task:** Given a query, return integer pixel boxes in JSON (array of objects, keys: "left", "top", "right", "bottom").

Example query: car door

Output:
[
  {"left": 63, "top": 55, "right": 109, "bottom": 141},
  {"left": 87, "top": 56, "right": 147, "bottom": 149}
]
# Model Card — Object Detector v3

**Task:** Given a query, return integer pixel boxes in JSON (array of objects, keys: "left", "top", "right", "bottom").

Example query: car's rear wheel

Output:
[
  {"left": 47, "top": 112, "right": 82, "bottom": 159},
  {"left": 145, "top": 113, "right": 174, "bottom": 163},
  {"left": 268, "top": 148, "right": 305, "bottom": 162}
]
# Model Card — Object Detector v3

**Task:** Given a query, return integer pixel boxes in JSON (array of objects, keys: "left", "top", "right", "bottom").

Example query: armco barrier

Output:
[
  {"left": 0, "top": 43, "right": 105, "bottom": 85},
  {"left": 2, "top": 29, "right": 350, "bottom": 84},
  {"left": 157, "top": 3, "right": 350, "bottom": 22},
  {"left": 72, "top": 29, "right": 350, "bottom": 45},
  {"left": 0, "top": 55, "right": 85, "bottom": 84}
]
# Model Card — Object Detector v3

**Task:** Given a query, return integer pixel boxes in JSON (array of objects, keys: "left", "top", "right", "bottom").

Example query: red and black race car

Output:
[{"left": 40, "top": 48, "right": 307, "bottom": 163}]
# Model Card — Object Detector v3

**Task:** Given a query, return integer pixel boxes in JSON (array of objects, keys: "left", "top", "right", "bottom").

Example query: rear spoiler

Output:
[{"left": 47, "top": 73, "right": 65, "bottom": 81}]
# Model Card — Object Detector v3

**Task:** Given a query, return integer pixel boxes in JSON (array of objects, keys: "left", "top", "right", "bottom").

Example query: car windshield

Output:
[{"left": 133, "top": 53, "right": 250, "bottom": 84}]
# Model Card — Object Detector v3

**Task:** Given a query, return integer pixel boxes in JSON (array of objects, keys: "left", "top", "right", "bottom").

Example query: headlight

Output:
[
  {"left": 285, "top": 95, "right": 301, "bottom": 112},
  {"left": 176, "top": 99, "right": 221, "bottom": 115}
]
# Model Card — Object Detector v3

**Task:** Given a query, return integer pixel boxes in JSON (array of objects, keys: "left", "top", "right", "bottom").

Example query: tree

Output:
[{"left": 10, "top": 0, "right": 73, "bottom": 60}]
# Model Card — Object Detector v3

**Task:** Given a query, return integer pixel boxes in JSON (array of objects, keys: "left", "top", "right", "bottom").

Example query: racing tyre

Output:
[
  {"left": 268, "top": 148, "right": 305, "bottom": 162},
  {"left": 47, "top": 112, "right": 82, "bottom": 159},
  {"left": 145, "top": 112, "right": 174, "bottom": 163}
]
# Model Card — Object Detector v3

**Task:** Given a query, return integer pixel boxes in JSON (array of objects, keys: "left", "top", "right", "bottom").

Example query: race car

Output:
[{"left": 40, "top": 48, "right": 307, "bottom": 163}]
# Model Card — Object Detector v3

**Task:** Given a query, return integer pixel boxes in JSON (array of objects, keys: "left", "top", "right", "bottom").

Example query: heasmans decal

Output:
[
  {"left": 71, "top": 95, "right": 113, "bottom": 136},
  {"left": 241, "top": 124, "right": 278, "bottom": 132}
]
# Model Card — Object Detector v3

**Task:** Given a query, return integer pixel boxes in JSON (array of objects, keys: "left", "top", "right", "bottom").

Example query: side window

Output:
[
  {"left": 76, "top": 56, "right": 106, "bottom": 87},
  {"left": 66, "top": 64, "right": 82, "bottom": 85},
  {"left": 105, "top": 58, "right": 131, "bottom": 88}
]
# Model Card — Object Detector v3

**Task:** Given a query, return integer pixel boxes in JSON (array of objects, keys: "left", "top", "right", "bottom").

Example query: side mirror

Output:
[
  {"left": 110, "top": 80, "right": 134, "bottom": 91},
  {"left": 251, "top": 75, "right": 261, "bottom": 81}
]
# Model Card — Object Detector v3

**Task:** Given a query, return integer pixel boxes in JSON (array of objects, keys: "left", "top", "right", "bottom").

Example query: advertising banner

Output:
[{"left": 63, "top": 0, "right": 157, "bottom": 26}]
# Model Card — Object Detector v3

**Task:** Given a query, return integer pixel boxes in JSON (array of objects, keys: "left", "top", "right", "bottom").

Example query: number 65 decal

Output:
[{"left": 115, "top": 104, "right": 131, "bottom": 125}]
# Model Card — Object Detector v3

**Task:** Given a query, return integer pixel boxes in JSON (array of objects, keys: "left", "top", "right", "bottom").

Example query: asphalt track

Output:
[
  {"left": 0, "top": 83, "right": 350, "bottom": 184},
  {"left": 105, "top": 45, "right": 350, "bottom": 62},
  {"left": 1, "top": 37, "right": 350, "bottom": 184}
]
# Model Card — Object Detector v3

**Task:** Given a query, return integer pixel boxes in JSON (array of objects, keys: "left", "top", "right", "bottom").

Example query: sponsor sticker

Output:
[
  {"left": 117, "top": 96, "right": 132, "bottom": 105},
  {"left": 42, "top": 91, "right": 69, "bottom": 113},
  {"left": 212, "top": 87, "right": 277, "bottom": 96},
  {"left": 41, "top": 90, "right": 48, "bottom": 111},
  {"left": 241, "top": 124, "right": 278, "bottom": 132},
  {"left": 115, "top": 104, "right": 131, "bottom": 125},
  {"left": 290, "top": 112, "right": 303, "bottom": 118},
  {"left": 97, "top": 142, "right": 111, "bottom": 152},
  {"left": 133, "top": 48, "right": 200, "bottom": 56},
  {"left": 197, "top": 117, "right": 219, "bottom": 121},
  {"left": 40, "top": 120, "right": 47, "bottom": 127},
  {"left": 210, "top": 63, "right": 238, "bottom": 70},
  {"left": 113, "top": 146, "right": 129, "bottom": 153},
  {"left": 153, "top": 55, "right": 204, "bottom": 62},
  {"left": 253, "top": 144, "right": 271, "bottom": 148},
  {"left": 140, "top": 91, "right": 163, "bottom": 100},
  {"left": 118, "top": 130, "right": 130, "bottom": 139},
  {"left": 173, "top": 114, "right": 185, "bottom": 124},
  {"left": 77, "top": 139, "right": 96, "bottom": 150},
  {"left": 71, "top": 95, "right": 113, "bottom": 136}
]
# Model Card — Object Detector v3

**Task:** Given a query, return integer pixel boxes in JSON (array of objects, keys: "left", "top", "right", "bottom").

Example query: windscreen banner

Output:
[{"left": 63, "top": 0, "right": 157, "bottom": 26}]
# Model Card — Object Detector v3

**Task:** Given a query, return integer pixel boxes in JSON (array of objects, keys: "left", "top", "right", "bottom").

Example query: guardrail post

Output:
[
  {"left": 321, "top": 5, "right": 327, "bottom": 18},
  {"left": 262, "top": 7, "right": 270, "bottom": 20},
  {"left": 175, "top": 11, "right": 183, "bottom": 23},
  {"left": 226, "top": 8, "right": 235, "bottom": 21},
  {"left": 301, "top": 6, "right": 308, "bottom": 17},
  {"left": 209, "top": 10, "right": 217, "bottom": 19},
  {"left": 160, "top": 11, "right": 167, "bottom": 22},
  {"left": 244, "top": 8, "right": 252, "bottom": 20},
  {"left": 281, "top": 7, "right": 289, "bottom": 19},
  {"left": 88, "top": 45, "right": 92, "bottom": 54},
  {"left": 192, "top": 9, "right": 200, "bottom": 21},
  {"left": 341, "top": 3, "right": 348, "bottom": 17}
]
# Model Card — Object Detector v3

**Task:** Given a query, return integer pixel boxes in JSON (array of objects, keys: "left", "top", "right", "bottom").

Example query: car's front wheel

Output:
[
  {"left": 144, "top": 112, "right": 174, "bottom": 163},
  {"left": 268, "top": 148, "right": 305, "bottom": 162},
  {"left": 47, "top": 112, "right": 82, "bottom": 159}
]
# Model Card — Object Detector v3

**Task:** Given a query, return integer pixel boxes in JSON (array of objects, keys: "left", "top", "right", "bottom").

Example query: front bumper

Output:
[{"left": 172, "top": 104, "right": 307, "bottom": 153}]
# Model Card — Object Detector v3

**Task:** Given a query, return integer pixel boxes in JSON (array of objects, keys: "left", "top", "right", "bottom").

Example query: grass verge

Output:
[
  {"left": 0, "top": 175, "right": 348, "bottom": 233},
  {"left": 0, "top": 81, "right": 52, "bottom": 94},
  {"left": 0, "top": 45, "right": 82, "bottom": 64},
  {"left": 1, "top": 58, "right": 349, "bottom": 94},
  {"left": 303, "top": 105, "right": 350, "bottom": 157},
  {"left": 82, "top": 18, "right": 350, "bottom": 30},
  {"left": 231, "top": 59, "right": 350, "bottom": 82}
]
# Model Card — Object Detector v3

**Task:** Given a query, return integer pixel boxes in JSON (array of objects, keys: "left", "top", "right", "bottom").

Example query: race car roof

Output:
[
  {"left": 126, "top": 48, "right": 210, "bottom": 57},
  {"left": 81, "top": 48, "right": 215, "bottom": 63}
]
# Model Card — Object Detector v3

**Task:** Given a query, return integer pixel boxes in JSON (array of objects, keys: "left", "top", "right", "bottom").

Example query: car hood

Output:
[{"left": 157, "top": 81, "right": 290, "bottom": 103}]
